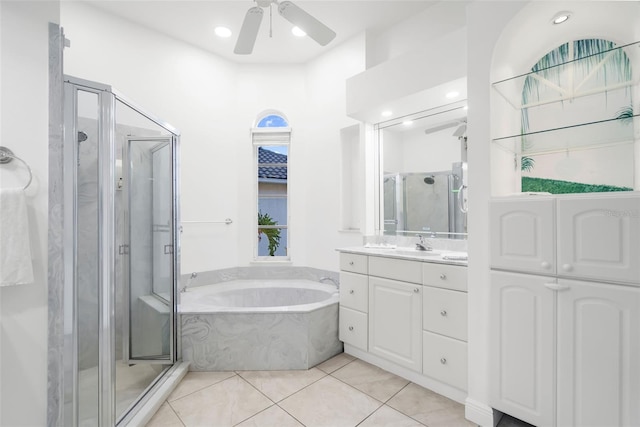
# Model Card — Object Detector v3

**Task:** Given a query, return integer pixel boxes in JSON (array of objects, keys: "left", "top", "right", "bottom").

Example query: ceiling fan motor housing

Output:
[{"left": 256, "top": 0, "right": 274, "bottom": 7}]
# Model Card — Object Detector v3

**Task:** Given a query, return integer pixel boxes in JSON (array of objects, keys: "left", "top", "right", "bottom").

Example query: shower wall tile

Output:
[{"left": 47, "top": 22, "right": 65, "bottom": 427}]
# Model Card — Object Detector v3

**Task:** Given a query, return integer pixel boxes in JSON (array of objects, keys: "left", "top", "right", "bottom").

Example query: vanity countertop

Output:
[{"left": 337, "top": 246, "right": 468, "bottom": 266}]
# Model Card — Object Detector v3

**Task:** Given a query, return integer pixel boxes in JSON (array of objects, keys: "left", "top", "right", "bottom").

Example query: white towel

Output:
[{"left": 0, "top": 188, "right": 34, "bottom": 286}]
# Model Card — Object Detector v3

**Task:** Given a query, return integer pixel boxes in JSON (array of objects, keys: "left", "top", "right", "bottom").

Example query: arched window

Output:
[
  {"left": 256, "top": 113, "right": 289, "bottom": 128},
  {"left": 252, "top": 111, "right": 291, "bottom": 259}
]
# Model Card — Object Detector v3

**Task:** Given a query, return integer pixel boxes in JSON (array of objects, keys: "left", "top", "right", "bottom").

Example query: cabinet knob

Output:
[
  {"left": 541, "top": 261, "right": 551, "bottom": 269},
  {"left": 440, "top": 310, "right": 447, "bottom": 317},
  {"left": 440, "top": 274, "right": 447, "bottom": 280},
  {"left": 349, "top": 261, "right": 354, "bottom": 266},
  {"left": 562, "top": 263, "right": 573, "bottom": 272},
  {"left": 349, "top": 289, "right": 354, "bottom": 294},
  {"left": 348, "top": 326, "right": 354, "bottom": 331},
  {"left": 440, "top": 358, "right": 447, "bottom": 365},
  {"left": 414, "top": 288, "right": 420, "bottom": 293}
]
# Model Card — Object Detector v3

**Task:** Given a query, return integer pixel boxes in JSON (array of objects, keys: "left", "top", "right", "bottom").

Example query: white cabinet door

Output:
[
  {"left": 557, "top": 194, "right": 640, "bottom": 284},
  {"left": 369, "top": 276, "right": 422, "bottom": 371},
  {"left": 490, "top": 271, "right": 555, "bottom": 427},
  {"left": 557, "top": 280, "right": 640, "bottom": 427},
  {"left": 490, "top": 197, "right": 556, "bottom": 275}
]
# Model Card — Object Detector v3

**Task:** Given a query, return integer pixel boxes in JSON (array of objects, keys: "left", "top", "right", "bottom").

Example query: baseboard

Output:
[
  {"left": 465, "top": 397, "right": 496, "bottom": 427},
  {"left": 344, "top": 344, "right": 467, "bottom": 404}
]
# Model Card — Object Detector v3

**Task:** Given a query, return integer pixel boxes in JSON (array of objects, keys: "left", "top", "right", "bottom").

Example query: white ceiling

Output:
[{"left": 84, "top": 0, "right": 439, "bottom": 64}]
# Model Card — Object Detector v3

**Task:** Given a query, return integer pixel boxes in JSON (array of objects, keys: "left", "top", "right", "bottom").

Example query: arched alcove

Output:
[{"left": 489, "top": 1, "right": 640, "bottom": 195}]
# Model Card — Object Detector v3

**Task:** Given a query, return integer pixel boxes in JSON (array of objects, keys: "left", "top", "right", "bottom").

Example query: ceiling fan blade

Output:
[
  {"left": 234, "top": 6, "right": 264, "bottom": 55},
  {"left": 277, "top": 1, "right": 336, "bottom": 46}
]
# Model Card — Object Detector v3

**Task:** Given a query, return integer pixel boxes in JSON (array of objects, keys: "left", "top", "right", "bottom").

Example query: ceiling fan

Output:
[{"left": 234, "top": 0, "right": 337, "bottom": 55}]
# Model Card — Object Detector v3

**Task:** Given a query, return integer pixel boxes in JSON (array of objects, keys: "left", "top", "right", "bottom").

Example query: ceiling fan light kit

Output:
[{"left": 234, "top": 0, "right": 336, "bottom": 55}]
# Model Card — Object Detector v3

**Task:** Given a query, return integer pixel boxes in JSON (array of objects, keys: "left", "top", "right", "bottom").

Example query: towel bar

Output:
[{"left": 0, "top": 146, "right": 33, "bottom": 190}]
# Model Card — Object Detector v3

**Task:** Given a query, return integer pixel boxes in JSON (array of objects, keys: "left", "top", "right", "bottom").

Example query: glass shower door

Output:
[
  {"left": 63, "top": 75, "right": 180, "bottom": 426},
  {"left": 123, "top": 136, "right": 176, "bottom": 363}
]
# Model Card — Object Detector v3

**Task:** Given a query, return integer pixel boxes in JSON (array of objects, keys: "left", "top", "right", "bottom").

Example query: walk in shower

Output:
[
  {"left": 383, "top": 162, "right": 467, "bottom": 237},
  {"left": 62, "top": 76, "right": 181, "bottom": 425}
]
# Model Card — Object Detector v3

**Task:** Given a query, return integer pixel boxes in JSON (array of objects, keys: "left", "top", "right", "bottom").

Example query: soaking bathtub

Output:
[{"left": 179, "top": 280, "right": 343, "bottom": 371}]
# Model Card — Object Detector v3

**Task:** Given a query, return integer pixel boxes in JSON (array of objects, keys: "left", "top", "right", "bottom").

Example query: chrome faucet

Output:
[
  {"left": 181, "top": 272, "right": 198, "bottom": 293},
  {"left": 319, "top": 276, "right": 339, "bottom": 287},
  {"left": 415, "top": 234, "right": 432, "bottom": 251}
]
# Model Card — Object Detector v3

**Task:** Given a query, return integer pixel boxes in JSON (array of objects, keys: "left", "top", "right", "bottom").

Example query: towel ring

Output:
[{"left": 0, "top": 146, "right": 33, "bottom": 190}]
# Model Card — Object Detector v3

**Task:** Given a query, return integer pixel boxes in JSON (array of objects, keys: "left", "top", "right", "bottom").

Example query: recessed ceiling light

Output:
[
  {"left": 552, "top": 12, "right": 571, "bottom": 25},
  {"left": 292, "top": 26, "right": 306, "bottom": 37},
  {"left": 215, "top": 26, "right": 232, "bottom": 38},
  {"left": 381, "top": 110, "right": 393, "bottom": 117},
  {"left": 402, "top": 120, "right": 414, "bottom": 126},
  {"left": 446, "top": 91, "right": 460, "bottom": 99}
]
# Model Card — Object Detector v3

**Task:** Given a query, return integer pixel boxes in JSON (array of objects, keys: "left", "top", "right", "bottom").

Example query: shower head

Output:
[
  {"left": 78, "top": 131, "right": 88, "bottom": 142},
  {"left": 452, "top": 123, "right": 467, "bottom": 137},
  {"left": 423, "top": 176, "right": 435, "bottom": 185}
]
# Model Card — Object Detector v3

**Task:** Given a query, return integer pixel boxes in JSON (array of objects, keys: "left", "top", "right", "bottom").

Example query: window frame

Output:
[{"left": 252, "top": 126, "right": 292, "bottom": 261}]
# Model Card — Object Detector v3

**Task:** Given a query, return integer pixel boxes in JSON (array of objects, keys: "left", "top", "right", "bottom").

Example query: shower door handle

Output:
[
  {"left": 164, "top": 244, "right": 173, "bottom": 254},
  {"left": 457, "top": 184, "right": 468, "bottom": 213}
]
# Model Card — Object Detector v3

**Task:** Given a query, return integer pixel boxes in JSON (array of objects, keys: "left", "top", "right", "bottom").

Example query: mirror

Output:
[{"left": 377, "top": 100, "right": 468, "bottom": 238}]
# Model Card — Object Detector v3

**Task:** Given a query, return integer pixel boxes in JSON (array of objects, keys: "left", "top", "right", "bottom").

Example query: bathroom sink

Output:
[{"left": 393, "top": 248, "right": 441, "bottom": 257}]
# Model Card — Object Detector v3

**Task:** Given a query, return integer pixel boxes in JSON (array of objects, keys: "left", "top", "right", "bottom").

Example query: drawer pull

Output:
[
  {"left": 440, "top": 310, "right": 447, "bottom": 317},
  {"left": 349, "top": 261, "right": 354, "bottom": 266},
  {"left": 349, "top": 289, "right": 354, "bottom": 294},
  {"left": 414, "top": 288, "right": 420, "bottom": 293},
  {"left": 348, "top": 326, "right": 354, "bottom": 331},
  {"left": 440, "top": 358, "right": 447, "bottom": 365},
  {"left": 440, "top": 274, "right": 447, "bottom": 280}
]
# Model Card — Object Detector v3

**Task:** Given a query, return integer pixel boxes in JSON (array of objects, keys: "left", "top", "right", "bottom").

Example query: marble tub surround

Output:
[
  {"left": 146, "top": 353, "right": 475, "bottom": 427},
  {"left": 179, "top": 266, "right": 340, "bottom": 291},
  {"left": 181, "top": 295, "right": 341, "bottom": 371}
]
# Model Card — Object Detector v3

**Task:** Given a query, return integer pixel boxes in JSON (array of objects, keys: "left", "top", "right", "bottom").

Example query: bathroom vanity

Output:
[{"left": 337, "top": 247, "right": 468, "bottom": 403}]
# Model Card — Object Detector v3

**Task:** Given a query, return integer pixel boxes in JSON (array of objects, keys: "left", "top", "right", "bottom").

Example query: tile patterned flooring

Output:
[{"left": 145, "top": 353, "right": 476, "bottom": 427}]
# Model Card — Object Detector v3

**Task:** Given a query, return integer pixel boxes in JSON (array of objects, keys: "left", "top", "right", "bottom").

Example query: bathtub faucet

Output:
[
  {"left": 319, "top": 276, "right": 339, "bottom": 287},
  {"left": 181, "top": 272, "right": 198, "bottom": 293}
]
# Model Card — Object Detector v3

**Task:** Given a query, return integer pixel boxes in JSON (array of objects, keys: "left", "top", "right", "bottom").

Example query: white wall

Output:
[
  {"left": 366, "top": 1, "right": 469, "bottom": 68},
  {"left": 0, "top": 1, "right": 58, "bottom": 425},
  {"left": 346, "top": 28, "right": 467, "bottom": 122},
  {"left": 61, "top": 2, "right": 366, "bottom": 274},
  {"left": 465, "top": 3, "right": 525, "bottom": 425},
  {"left": 62, "top": 2, "right": 241, "bottom": 274}
]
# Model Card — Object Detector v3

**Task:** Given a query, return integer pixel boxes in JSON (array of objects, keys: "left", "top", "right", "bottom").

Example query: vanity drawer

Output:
[
  {"left": 423, "top": 286, "right": 467, "bottom": 341},
  {"left": 340, "top": 253, "right": 368, "bottom": 274},
  {"left": 339, "top": 307, "right": 368, "bottom": 351},
  {"left": 339, "top": 272, "right": 368, "bottom": 312},
  {"left": 423, "top": 330, "right": 468, "bottom": 391},
  {"left": 423, "top": 263, "right": 467, "bottom": 291},
  {"left": 369, "top": 256, "right": 422, "bottom": 284}
]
